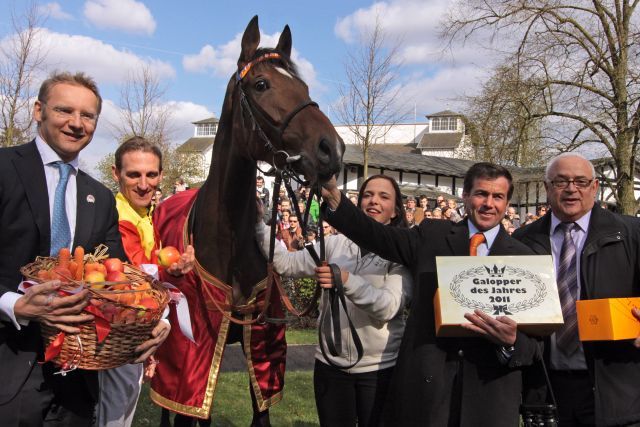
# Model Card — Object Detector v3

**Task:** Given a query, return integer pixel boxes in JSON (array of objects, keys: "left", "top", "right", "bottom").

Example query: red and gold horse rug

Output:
[{"left": 149, "top": 190, "right": 286, "bottom": 419}]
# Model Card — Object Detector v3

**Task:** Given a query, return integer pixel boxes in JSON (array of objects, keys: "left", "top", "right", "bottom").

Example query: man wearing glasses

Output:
[
  {"left": 0, "top": 72, "right": 163, "bottom": 426},
  {"left": 513, "top": 153, "right": 640, "bottom": 426}
]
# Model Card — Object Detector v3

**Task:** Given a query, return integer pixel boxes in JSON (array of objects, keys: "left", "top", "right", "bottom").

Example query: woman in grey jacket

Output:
[{"left": 256, "top": 175, "right": 412, "bottom": 427}]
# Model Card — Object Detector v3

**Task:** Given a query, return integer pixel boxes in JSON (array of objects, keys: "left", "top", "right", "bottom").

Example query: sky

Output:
[{"left": 0, "top": 0, "right": 500, "bottom": 172}]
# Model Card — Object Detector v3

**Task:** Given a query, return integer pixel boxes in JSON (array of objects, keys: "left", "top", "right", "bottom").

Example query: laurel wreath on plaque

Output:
[{"left": 449, "top": 265, "right": 547, "bottom": 313}]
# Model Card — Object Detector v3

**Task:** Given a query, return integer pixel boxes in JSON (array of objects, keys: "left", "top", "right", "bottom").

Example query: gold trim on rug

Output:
[
  {"left": 150, "top": 315, "right": 230, "bottom": 419},
  {"left": 243, "top": 314, "right": 284, "bottom": 412}
]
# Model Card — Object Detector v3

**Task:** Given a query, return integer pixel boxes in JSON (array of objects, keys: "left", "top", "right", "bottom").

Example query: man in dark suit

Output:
[
  {"left": 513, "top": 153, "right": 640, "bottom": 427},
  {"left": 321, "top": 163, "right": 540, "bottom": 426},
  {"left": 0, "top": 71, "right": 163, "bottom": 426}
]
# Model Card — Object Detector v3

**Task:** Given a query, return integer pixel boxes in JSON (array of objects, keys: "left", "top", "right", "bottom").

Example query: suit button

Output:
[
  {"left": 425, "top": 376, "right": 433, "bottom": 383},
  {"left": 458, "top": 350, "right": 464, "bottom": 357}
]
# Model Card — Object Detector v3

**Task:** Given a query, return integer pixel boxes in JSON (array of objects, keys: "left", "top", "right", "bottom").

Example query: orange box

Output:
[{"left": 576, "top": 298, "right": 640, "bottom": 341}]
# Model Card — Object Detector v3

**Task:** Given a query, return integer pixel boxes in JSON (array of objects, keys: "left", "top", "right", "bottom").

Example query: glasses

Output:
[
  {"left": 42, "top": 103, "right": 98, "bottom": 125},
  {"left": 549, "top": 178, "right": 593, "bottom": 189}
]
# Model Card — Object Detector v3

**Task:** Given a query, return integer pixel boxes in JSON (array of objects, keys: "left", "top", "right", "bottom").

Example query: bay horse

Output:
[{"left": 150, "top": 16, "right": 344, "bottom": 426}]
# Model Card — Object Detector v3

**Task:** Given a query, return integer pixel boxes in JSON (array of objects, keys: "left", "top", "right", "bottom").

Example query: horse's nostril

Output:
[{"left": 317, "top": 138, "right": 332, "bottom": 164}]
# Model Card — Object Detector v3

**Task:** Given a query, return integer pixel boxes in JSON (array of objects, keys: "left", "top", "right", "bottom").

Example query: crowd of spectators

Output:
[{"left": 265, "top": 180, "right": 552, "bottom": 246}]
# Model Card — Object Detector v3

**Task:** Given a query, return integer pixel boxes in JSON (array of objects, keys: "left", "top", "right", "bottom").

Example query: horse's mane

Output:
[{"left": 253, "top": 47, "right": 300, "bottom": 78}]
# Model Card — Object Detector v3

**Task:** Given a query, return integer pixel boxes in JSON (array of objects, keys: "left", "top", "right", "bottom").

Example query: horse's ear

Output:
[
  {"left": 239, "top": 15, "right": 260, "bottom": 65},
  {"left": 276, "top": 25, "right": 292, "bottom": 58}
]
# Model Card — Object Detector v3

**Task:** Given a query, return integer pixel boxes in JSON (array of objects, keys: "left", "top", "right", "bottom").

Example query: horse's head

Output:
[{"left": 233, "top": 16, "right": 344, "bottom": 184}]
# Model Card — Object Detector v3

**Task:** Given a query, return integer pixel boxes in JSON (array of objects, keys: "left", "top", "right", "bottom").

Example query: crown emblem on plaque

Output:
[{"left": 484, "top": 265, "right": 506, "bottom": 277}]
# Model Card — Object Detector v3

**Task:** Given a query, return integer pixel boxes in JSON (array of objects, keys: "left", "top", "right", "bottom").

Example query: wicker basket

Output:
[{"left": 21, "top": 257, "right": 170, "bottom": 370}]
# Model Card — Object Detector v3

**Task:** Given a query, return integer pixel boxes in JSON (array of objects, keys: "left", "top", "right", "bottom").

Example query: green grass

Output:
[
  {"left": 285, "top": 327, "right": 317, "bottom": 345},
  {"left": 133, "top": 371, "right": 318, "bottom": 426}
]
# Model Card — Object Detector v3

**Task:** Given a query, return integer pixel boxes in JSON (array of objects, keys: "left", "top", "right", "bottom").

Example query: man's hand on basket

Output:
[
  {"left": 165, "top": 245, "right": 195, "bottom": 277},
  {"left": 133, "top": 320, "right": 170, "bottom": 363},
  {"left": 13, "top": 281, "right": 93, "bottom": 334}
]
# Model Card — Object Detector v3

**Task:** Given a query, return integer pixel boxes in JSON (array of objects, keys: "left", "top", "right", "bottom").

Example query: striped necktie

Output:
[
  {"left": 469, "top": 232, "right": 486, "bottom": 256},
  {"left": 50, "top": 161, "right": 73, "bottom": 256},
  {"left": 555, "top": 222, "right": 580, "bottom": 355}
]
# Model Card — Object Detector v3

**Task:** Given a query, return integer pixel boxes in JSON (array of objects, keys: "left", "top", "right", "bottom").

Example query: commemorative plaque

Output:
[{"left": 434, "top": 255, "right": 563, "bottom": 337}]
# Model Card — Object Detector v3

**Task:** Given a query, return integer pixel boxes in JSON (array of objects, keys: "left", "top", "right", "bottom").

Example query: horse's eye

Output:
[{"left": 254, "top": 80, "right": 268, "bottom": 92}]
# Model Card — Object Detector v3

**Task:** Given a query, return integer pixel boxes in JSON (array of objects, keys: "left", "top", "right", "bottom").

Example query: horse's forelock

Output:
[{"left": 253, "top": 47, "right": 299, "bottom": 78}]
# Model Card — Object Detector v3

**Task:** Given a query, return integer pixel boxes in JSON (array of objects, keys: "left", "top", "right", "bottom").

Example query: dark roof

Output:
[
  {"left": 192, "top": 117, "right": 219, "bottom": 125},
  {"left": 177, "top": 137, "right": 215, "bottom": 153},
  {"left": 363, "top": 143, "right": 419, "bottom": 154},
  {"left": 416, "top": 132, "right": 464, "bottom": 149},
  {"left": 426, "top": 110, "right": 461, "bottom": 118},
  {"left": 343, "top": 145, "right": 474, "bottom": 177}
]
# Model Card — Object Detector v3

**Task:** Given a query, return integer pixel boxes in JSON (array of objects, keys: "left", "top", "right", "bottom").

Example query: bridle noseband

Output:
[{"left": 236, "top": 52, "right": 319, "bottom": 183}]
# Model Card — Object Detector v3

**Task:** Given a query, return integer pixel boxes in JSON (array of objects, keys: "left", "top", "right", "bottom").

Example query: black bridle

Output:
[{"left": 236, "top": 52, "right": 318, "bottom": 184}]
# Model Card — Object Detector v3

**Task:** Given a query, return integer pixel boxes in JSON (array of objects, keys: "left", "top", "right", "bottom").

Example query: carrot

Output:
[
  {"left": 74, "top": 246, "right": 85, "bottom": 280},
  {"left": 58, "top": 248, "right": 70, "bottom": 268},
  {"left": 37, "top": 269, "right": 51, "bottom": 281},
  {"left": 68, "top": 260, "right": 78, "bottom": 278}
]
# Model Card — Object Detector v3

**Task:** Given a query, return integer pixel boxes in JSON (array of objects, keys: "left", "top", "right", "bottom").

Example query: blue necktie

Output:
[
  {"left": 555, "top": 222, "right": 580, "bottom": 355},
  {"left": 50, "top": 162, "right": 73, "bottom": 256}
]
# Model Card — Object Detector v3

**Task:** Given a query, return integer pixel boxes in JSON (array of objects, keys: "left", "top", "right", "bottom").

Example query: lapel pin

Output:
[{"left": 87, "top": 194, "right": 95, "bottom": 203}]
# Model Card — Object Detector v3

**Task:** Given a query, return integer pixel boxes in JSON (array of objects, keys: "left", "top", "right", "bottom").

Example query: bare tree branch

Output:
[
  {"left": 335, "top": 16, "right": 410, "bottom": 180},
  {"left": 0, "top": 1, "right": 46, "bottom": 147},
  {"left": 445, "top": 0, "right": 640, "bottom": 214}
]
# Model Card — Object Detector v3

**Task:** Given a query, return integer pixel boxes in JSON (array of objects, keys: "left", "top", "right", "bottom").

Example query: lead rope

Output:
[
  {"left": 313, "top": 181, "right": 363, "bottom": 369},
  {"left": 264, "top": 178, "right": 363, "bottom": 369}
]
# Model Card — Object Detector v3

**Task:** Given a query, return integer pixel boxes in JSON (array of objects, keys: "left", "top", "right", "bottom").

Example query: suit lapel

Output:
[
  {"left": 14, "top": 141, "right": 51, "bottom": 255},
  {"left": 525, "top": 214, "right": 552, "bottom": 255},
  {"left": 488, "top": 227, "right": 514, "bottom": 255},
  {"left": 73, "top": 170, "right": 95, "bottom": 250},
  {"left": 446, "top": 220, "right": 471, "bottom": 255}
]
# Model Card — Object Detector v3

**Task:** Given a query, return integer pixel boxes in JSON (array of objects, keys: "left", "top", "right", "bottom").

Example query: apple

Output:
[
  {"left": 158, "top": 246, "right": 181, "bottom": 267},
  {"left": 139, "top": 296, "right": 159, "bottom": 311},
  {"left": 106, "top": 271, "right": 127, "bottom": 283},
  {"left": 85, "top": 270, "right": 106, "bottom": 288},
  {"left": 103, "top": 258, "right": 124, "bottom": 273}
]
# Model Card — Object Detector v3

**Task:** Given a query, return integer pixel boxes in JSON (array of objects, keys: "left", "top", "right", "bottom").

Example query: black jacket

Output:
[
  {"left": 326, "top": 194, "right": 540, "bottom": 427},
  {"left": 513, "top": 205, "right": 640, "bottom": 427},
  {"left": 0, "top": 141, "right": 124, "bottom": 410}
]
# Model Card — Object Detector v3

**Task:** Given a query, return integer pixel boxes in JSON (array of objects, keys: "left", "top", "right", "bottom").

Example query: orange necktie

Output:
[{"left": 469, "top": 232, "right": 486, "bottom": 256}]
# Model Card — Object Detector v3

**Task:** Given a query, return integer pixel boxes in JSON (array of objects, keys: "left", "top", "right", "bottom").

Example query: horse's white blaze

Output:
[{"left": 275, "top": 67, "right": 294, "bottom": 79}]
